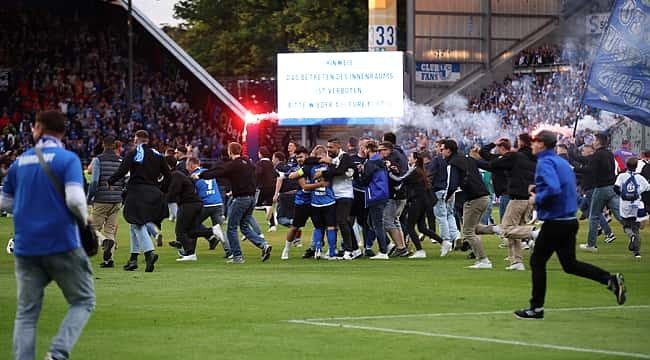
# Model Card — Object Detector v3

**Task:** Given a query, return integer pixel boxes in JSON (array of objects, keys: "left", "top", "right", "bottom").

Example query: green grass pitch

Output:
[{"left": 1, "top": 210, "right": 649, "bottom": 359}]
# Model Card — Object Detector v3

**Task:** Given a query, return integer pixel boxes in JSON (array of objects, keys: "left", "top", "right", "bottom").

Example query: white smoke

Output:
[{"left": 401, "top": 93, "right": 506, "bottom": 144}]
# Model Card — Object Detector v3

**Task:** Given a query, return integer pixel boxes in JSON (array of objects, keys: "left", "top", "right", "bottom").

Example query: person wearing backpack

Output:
[{"left": 614, "top": 157, "right": 650, "bottom": 259}]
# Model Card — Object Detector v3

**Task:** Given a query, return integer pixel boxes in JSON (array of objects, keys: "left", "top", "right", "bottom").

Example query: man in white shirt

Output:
[{"left": 614, "top": 157, "right": 650, "bottom": 259}]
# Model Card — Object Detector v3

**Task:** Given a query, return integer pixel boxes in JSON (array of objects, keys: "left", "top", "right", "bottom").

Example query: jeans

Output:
[
  {"left": 14, "top": 248, "right": 95, "bottom": 360},
  {"left": 368, "top": 202, "right": 388, "bottom": 253},
  {"left": 227, "top": 196, "right": 268, "bottom": 257},
  {"left": 130, "top": 224, "right": 154, "bottom": 254},
  {"left": 433, "top": 190, "right": 460, "bottom": 242},
  {"left": 581, "top": 189, "right": 612, "bottom": 236},
  {"left": 499, "top": 194, "right": 510, "bottom": 223},
  {"left": 480, "top": 194, "right": 495, "bottom": 225},
  {"left": 530, "top": 220, "right": 611, "bottom": 308},
  {"left": 587, "top": 185, "right": 622, "bottom": 247}
]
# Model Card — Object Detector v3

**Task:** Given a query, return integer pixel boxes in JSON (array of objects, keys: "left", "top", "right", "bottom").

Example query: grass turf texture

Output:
[{"left": 1, "top": 210, "right": 649, "bottom": 359}]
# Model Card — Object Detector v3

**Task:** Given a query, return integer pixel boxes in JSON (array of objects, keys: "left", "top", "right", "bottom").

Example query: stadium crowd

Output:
[{"left": 0, "top": 7, "right": 231, "bottom": 164}]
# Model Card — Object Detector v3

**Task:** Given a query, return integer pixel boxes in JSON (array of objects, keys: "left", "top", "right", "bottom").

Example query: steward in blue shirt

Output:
[
  {"left": 514, "top": 130, "right": 626, "bottom": 320},
  {"left": 0, "top": 110, "right": 95, "bottom": 360}
]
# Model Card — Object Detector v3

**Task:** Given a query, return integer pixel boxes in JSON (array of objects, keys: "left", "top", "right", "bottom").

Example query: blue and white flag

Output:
[{"left": 582, "top": 0, "right": 650, "bottom": 126}]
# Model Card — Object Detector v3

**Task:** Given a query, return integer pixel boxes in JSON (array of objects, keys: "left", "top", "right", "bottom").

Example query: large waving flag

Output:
[{"left": 582, "top": 0, "right": 650, "bottom": 126}]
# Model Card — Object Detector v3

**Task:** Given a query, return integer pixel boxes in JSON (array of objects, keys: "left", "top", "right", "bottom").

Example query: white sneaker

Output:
[
  {"left": 505, "top": 262, "right": 525, "bottom": 271},
  {"left": 6, "top": 238, "right": 14, "bottom": 254},
  {"left": 387, "top": 242, "right": 396, "bottom": 256},
  {"left": 408, "top": 250, "right": 427, "bottom": 259},
  {"left": 493, "top": 225, "right": 504, "bottom": 236},
  {"left": 467, "top": 259, "right": 492, "bottom": 269},
  {"left": 268, "top": 226, "right": 277, "bottom": 232},
  {"left": 314, "top": 249, "right": 322, "bottom": 259},
  {"left": 281, "top": 247, "right": 289, "bottom": 260},
  {"left": 579, "top": 243, "right": 598, "bottom": 252},
  {"left": 522, "top": 241, "right": 530, "bottom": 250},
  {"left": 176, "top": 254, "right": 197, "bottom": 262},
  {"left": 370, "top": 252, "right": 389, "bottom": 260},
  {"left": 440, "top": 240, "right": 452, "bottom": 257},
  {"left": 531, "top": 228, "right": 540, "bottom": 241},
  {"left": 351, "top": 249, "right": 363, "bottom": 259},
  {"left": 342, "top": 251, "right": 353, "bottom": 260},
  {"left": 292, "top": 239, "right": 303, "bottom": 248}
]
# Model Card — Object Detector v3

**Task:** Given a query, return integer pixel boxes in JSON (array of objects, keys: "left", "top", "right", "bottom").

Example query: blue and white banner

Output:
[
  {"left": 415, "top": 63, "right": 460, "bottom": 82},
  {"left": 582, "top": 0, "right": 650, "bottom": 126}
]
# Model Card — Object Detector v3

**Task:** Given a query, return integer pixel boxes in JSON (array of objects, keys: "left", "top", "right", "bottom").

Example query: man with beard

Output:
[
  {"left": 317, "top": 138, "right": 361, "bottom": 260},
  {"left": 108, "top": 130, "right": 169, "bottom": 272}
]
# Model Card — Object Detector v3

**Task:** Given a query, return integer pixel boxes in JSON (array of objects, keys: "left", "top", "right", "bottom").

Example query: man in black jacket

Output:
[
  {"left": 196, "top": 142, "right": 272, "bottom": 263},
  {"left": 108, "top": 130, "right": 170, "bottom": 272},
  {"left": 442, "top": 139, "right": 492, "bottom": 269},
  {"left": 581, "top": 133, "right": 623, "bottom": 251},
  {"left": 475, "top": 137, "right": 537, "bottom": 270},
  {"left": 167, "top": 167, "right": 214, "bottom": 261}
]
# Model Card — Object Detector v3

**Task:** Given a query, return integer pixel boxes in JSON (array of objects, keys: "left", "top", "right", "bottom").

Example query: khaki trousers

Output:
[
  {"left": 91, "top": 203, "right": 121, "bottom": 259},
  {"left": 463, "top": 196, "right": 490, "bottom": 260},
  {"left": 501, "top": 199, "right": 533, "bottom": 264}
]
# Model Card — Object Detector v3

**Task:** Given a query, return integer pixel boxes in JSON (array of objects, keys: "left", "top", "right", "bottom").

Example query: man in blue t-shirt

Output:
[
  {"left": 0, "top": 111, "right": 95, "bottom": 360},
  {"left": 187, "top": 157, "right": 229, "bottom": 256}
]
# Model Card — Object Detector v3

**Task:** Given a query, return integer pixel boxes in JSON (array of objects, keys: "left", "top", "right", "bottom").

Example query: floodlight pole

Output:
[{"left": 127, "top": 0, "right": 134, "bottom": 112}]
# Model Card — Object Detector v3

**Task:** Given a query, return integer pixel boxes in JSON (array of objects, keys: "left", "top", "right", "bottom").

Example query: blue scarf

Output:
[
  {"left": 134, "top": 144, "right": 145, "bottom": 164},
  {"left": 133, "top": 144, "right": 161, "bottom": 164}
]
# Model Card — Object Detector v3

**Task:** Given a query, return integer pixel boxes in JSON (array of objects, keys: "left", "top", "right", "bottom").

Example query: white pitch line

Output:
[
  {"left": 288, "top": 319, "right": 650, "bottom": 359},
  {"left": 301, "top": 304, "right": 650, "bottom": 322}
]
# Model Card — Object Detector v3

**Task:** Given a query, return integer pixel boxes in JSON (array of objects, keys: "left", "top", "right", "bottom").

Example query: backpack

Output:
[{"left": 621, "top": 172, "right": 640, "bottom": 201}]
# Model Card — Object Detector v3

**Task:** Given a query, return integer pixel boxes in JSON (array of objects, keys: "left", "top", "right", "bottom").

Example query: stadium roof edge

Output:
[{"left": 113, "top": 0, "right": 248, "bottom": 120}]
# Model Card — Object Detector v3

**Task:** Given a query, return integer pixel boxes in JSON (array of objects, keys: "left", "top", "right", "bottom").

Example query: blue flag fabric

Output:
[{"left": 582, "top": 0, "right": 650, "bottom": 126}]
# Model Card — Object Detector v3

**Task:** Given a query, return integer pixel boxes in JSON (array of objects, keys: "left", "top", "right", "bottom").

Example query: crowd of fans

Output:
[{"left": 0, "top": 7, "right": 227, "bottom": 165}]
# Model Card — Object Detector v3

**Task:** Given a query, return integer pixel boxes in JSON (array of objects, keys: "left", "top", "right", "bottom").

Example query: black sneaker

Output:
[
  {"left": 604, "top": 233, "right": 616, "bottom": 244},
  {"left": 302, "top": 248, "right": 315, "bottom": 259},
  {"left": 460, "top": 240, "right": 471, "bottom": 252},
  {"left": 123, "top": 260, "right": 138, "bottom": 271},
  {"left": 168, "top": 241, "right": 182, "bottom": 249},
  {"left": 514, "top": 307, "right": 544, "bottom": 320},
  {"left": 608, "top": 273, "right": 626, "bottom": 305},
  {"left": 100, "top": 260, "right": 114, "bottom": 268},
  {"left": 145, "top": 253, "right": 159, "bottom": 273},
  {"left": 208, "top": 235, "right": 221, "bottom": 250},
  {"left": 393, "top": 247, "right": 410, "bottom": 258},
  {"left": 261, "top": 244, "right": 272, "bottom": 262},
  {"left": 364, "top": 248, "right": 376, "bottom": 257},
  {"left": 467, "top": 251, "right": 476, "bottom": 259}
]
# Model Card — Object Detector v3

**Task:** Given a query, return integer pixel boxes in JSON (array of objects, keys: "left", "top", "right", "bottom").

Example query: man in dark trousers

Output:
[
  {"left": 167, "top": 163, "right": 214, "bottom": 261},
  {"left": 108, "top": 130, "right": 170, "bottom": 272},
  {"left": 87, "top": 136, "right": 124, "bottom": 268},
  {"left": 514, "top": 130, "right": 626, "bottom": 320},
  {"left": 195, "top": 142, "right": 272, "bottom": 263}
]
